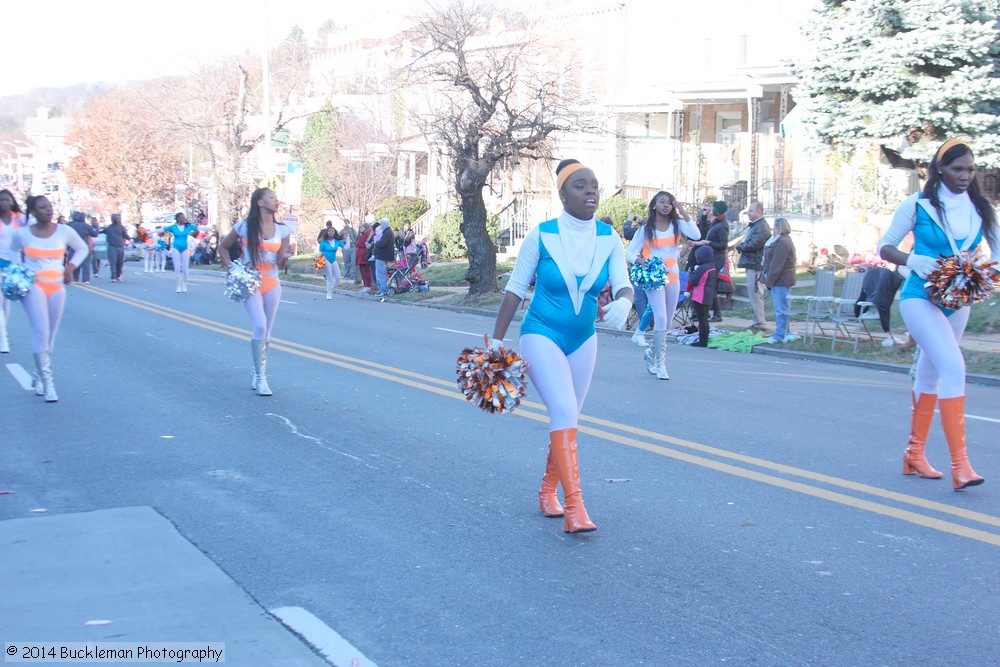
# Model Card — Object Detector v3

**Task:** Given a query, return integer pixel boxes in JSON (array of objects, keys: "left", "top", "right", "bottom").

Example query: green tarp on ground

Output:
[{"left": 707, "top": 330, "right": 768, "bottom": 353}]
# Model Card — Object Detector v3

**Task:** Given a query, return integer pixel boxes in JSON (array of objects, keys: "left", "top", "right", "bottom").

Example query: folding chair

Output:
[
  {"left": 788, "top": 266, "right": 835, "bottom": 341},
  {"left": 829, "top": 267, "right": 879, "bottom": 352}
]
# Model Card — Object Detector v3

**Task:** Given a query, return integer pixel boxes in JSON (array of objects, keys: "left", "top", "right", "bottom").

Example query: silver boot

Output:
[
  {"left": 653, "top": 330, "right": 670, "bottom": 380},
  {"left": 251, "top": 339, "right": 272, "bottom": 396},
  {"left": 0, "top": 306, "right": 9, "bottom": 353},
  {"left": 34, "top": 352, "right": 57, "bottom": 402},
  {"left": 646, "top": 336, "right": 657, "bottom": 375}
]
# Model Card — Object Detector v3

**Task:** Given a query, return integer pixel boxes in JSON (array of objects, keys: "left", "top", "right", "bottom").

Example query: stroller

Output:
[{"left": 385, "top": 259, "right": 427, "bottom": 294}]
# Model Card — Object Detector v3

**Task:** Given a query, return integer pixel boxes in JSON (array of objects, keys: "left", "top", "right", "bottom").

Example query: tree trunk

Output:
[{"left": 459, "top": 185, "right": 497, "bottom": 298}]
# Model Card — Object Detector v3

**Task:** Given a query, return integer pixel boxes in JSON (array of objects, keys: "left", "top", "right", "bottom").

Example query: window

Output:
[{"left": 716, "top": 112, "right": 742, "bottom": 145}]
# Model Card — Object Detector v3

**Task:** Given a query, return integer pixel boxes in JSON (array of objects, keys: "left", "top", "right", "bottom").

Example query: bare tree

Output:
[
  {"left": 296, "top": 106, "right": 396, "bottom": 221},
  {"left": 159, "top": 35, "right": 316, "bottom": 230},
  {"left": 64, "top": 86, "right": 180, "bottom": 221},
  {"left": 404, "top": 1, "right": 582, "bottom": 297}
]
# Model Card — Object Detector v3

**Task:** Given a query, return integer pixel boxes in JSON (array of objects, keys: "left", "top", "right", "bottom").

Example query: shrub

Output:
[
  {"left": 429, "top": 210, "right": 501, "bottom": 260},
  {"left": 595, "top": 196, "right": 647, "bottom": 232},
  {"left": 375, "top": 196, "right": 429, "bottom": 230}
]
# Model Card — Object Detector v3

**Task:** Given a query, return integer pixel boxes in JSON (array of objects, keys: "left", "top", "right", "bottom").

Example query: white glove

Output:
[
  {"left": 906, "top": 253, "right": 939, "bottom": 279},
  {"left": 600, "top": 297, "right": 632, "bottom": 330},
  {"left": 486, "top": 337, "right": 503, "bottom": 353}
]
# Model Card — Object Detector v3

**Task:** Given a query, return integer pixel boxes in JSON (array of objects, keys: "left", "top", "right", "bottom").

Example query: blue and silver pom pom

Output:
[
  {"left": 223, "top": 260, "right": 262, "bottom": 302},
  {"left": 1, "top": 264, "right": 35, "bottom": 301},
  {"left": 156, "top": 239, "right": 168, "bottom": 252},
  {"left": 628, "top": 256, "right": 667, "bottom": 291}
]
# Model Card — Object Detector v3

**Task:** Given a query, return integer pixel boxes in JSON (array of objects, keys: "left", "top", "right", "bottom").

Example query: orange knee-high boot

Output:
[
  {"left": 902, "top": 392, "right": 943, "bottom": 479},
  {"left": 538, "top": 450, "right": 564, "bottom": 517},
  {"left": 548, "top": 428, "right": 596, "bottom": 533},
  {"left": 939, "top": 396, "right": 984, "bottom": 490}
]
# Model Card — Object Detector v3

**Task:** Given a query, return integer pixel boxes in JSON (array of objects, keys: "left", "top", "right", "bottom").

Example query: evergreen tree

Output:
[{"left": 793, "top": 0, "right": 1000, "bottom": 166}]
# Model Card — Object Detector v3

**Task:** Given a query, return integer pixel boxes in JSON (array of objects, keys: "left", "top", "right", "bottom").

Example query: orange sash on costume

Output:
[
  {"left": 23, "top": 246, "right": 66, "bottom": 296},
  {"left": 640, "top": 236, "right": 679, "bottom": 285}
]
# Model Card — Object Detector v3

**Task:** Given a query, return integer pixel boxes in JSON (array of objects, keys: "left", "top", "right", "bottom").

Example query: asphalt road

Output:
[{"left": 2, "top": 266, "right": 999, "bottom": 667}]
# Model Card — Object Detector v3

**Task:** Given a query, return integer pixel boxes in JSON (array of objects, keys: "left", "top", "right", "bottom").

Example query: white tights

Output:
[
  {"left": 244, "top": 284, "right": 281, "bottom": 341},
  {"left": 646, "top": 280, "right": 680, "bottom": 331},
  {"left": 171, "top": 248, "right": 190, "bottom": 283},
  {"left": 21, "top": 287, "right": 65, "bottom": 354},
  {"left": 901, "top": 299, "right": 969, "bottom": 399},
  {"left": 323, "top": 260, "right": 341, "bottom": 288},
  {"left": 0, "top": 293, "right": 10, "bottom": 338},
  {"left": 155, "top": 251, "right": 166, "bottom": 271},
  {"left": 143, "top": 250, "right": 155, "bottom": 272},
  {"left": 519, "top": 333, "right": 597, "bottom": 432}
]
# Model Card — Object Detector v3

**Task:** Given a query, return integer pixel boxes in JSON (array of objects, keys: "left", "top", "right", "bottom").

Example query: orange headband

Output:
[
  {"left": 935, "top": 139, "right": 968, "bottom": 165},
  {"left": 556, "top": 163, "right": 589, "bottom": 191}
]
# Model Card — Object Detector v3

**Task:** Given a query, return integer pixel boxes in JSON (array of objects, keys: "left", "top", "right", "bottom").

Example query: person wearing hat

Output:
[
  {"left": 67, "top": 211, "right": 98, "bottom": 284},
  {"left": 100, "top": 213, "right": 131, "bottom": 283},
  {"left": 371, "top": 218, "right": 395, "bottom": 297},
  {"left": 693, "top": 201, "right": 729, "bottom": 321}
]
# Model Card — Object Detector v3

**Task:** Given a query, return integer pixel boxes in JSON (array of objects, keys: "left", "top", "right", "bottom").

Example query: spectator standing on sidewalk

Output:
[
  {"left": 67, "top": 212, "right": 97, "bottom": 283},
  {"left": 692, "top": 201, "right": 729, "bottom": 322},
  {"left": 735, "top": 201, "right": 770, "bottom": 332},
  {"left": 355, "top": 221, "right": 373, "bottom": 290},
  {"left": 101, "top": 213, "right": 130, "bottom": 283},
  {"left": 341, "top": 219, "right": 358, "bottom": 280},
  {"left": 395, "top": 220, "right": 415, "bottom": 263},
  {"left": 762, "top": 217, "right": 797, "bottom": 344},
  {"left": 372, "top": 219, "right": 395, "bottom": 297},
  {"left": 316, "top": 220, "right": 334, "bottom": 245}
]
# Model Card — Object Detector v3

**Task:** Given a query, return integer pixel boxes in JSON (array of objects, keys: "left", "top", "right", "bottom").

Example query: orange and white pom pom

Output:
[
  {"left": 924, "top": 250, "right": 999, "bottom": 310},
  {"left": 456, "top": 335, "right": 528, "bottom": 414}
]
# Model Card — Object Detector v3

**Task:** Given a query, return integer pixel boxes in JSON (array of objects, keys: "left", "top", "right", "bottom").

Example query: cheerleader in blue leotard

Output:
[
  {"left": 878, "top": 139, "right": 999, "bottom": 491},
  {"left": 492, "top": 159, "right": 633, "bottom": 533}
]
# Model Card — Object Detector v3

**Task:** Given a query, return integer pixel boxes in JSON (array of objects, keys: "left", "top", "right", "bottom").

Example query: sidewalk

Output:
[{"left": 0, "top": 507, "right": 328, "bottom": 666}]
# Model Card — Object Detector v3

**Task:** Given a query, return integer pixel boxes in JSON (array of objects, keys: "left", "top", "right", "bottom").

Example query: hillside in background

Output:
[{"left": 0, "top": 83, "right": 104, "bottom": 139}]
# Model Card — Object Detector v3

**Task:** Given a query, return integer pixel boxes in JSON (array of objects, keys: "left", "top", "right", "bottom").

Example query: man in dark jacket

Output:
[
  {"left": 101, "top": 213, "right": 131, "bottom": 282},
  {"left": 372, "top": 219, "right": 395, "bottom": 296},
  {"left": 68, "top": 212, "right": 98, "bottom": 283},
  {"left": 735, "top": 201, "right": 770, "bottom": 331}
]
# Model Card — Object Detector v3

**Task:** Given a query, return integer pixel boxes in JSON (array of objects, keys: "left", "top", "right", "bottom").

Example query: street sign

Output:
[{"left": 281, "top": 213, "right": 299, "bottom": 235}]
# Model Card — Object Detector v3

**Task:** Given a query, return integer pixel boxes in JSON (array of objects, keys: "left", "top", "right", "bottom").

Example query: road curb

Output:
[{"left": 192, "top": 269, "right": 999, "bottom": 385}]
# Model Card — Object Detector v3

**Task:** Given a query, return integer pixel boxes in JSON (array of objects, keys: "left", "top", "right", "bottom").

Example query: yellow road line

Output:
[{"left": 78, "top": 284, "right": 1000, "bottom": 545}]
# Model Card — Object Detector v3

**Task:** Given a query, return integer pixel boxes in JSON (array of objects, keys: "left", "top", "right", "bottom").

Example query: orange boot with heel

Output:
[
  {"left": 902, "top": 392, "right": 943, "bottom": 479},
  {"left": 548, "top": 428, "right": 596, "bottom": 533}
]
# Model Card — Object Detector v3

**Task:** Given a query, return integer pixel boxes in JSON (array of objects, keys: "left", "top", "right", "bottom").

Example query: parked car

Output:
[{"left": 92, "top": 236, "right": 142, "bottom": 263}]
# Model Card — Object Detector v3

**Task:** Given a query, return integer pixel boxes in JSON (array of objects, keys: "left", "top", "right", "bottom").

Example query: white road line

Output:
[
  {"left": 951, "top": 412, "right": 1000, "bottom": 424},
  {"left": 5, "top": 363, "right": 34, "bottom": 391},
  {"left": 433, "top": 327, "right": 511, "bottom": 341},
  {"left": 270, "top": 606, "right": 378, "bottom": 667},
  {"left": 280, "top": 300, "right": 298, "bottom": 304}
]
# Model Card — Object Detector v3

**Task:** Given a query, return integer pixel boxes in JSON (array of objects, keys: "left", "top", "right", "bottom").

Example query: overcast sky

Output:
[{"left": 7, "top": 0, "right": 415, "bottom": 94}]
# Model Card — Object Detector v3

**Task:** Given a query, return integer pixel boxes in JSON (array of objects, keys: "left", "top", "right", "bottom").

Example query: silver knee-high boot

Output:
[
  {"left": 0, "top": 305, "right": 9, "bottom": 354},
  {"left": 653, "top": 330, "right": 670, "bottom": 380},
  {"left": 250, "top": 339, "right": 272, "bottom": 396},
  {"left": 34, "top": 352, "right": 57, "bottom": 402}
]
